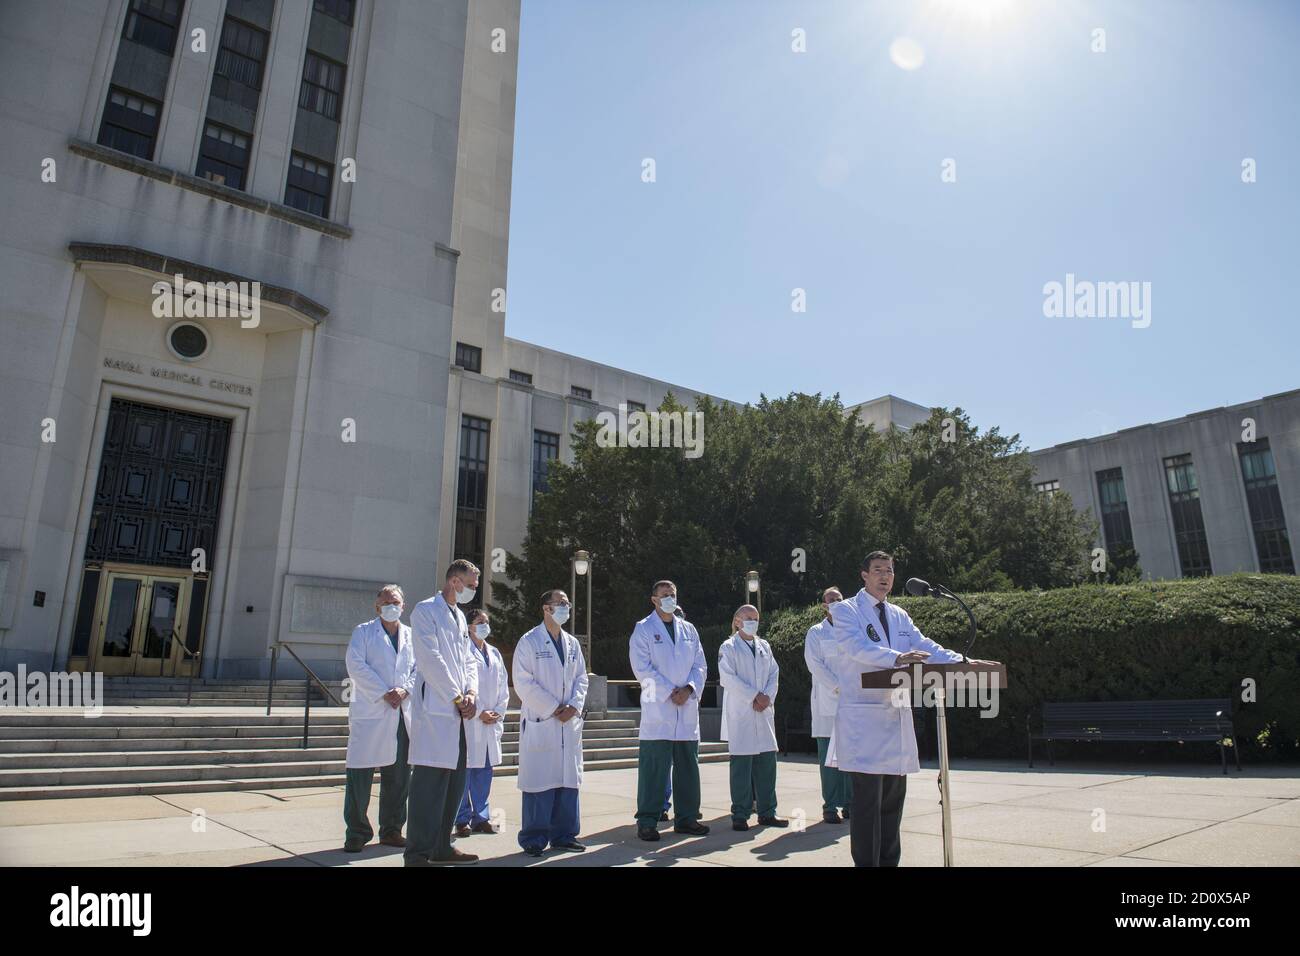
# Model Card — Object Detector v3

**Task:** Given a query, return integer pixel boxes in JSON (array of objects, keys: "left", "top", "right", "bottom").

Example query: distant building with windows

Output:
[{"left": 1029, "top": 391, "right": 1299, "bottom": 580}]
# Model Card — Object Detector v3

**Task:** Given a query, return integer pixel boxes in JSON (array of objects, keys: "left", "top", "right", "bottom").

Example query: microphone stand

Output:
[{"left": 930, "top": 583, "right": 978, "bottom": 662}]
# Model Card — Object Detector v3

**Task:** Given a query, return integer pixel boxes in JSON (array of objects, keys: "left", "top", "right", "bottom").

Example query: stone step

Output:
[
  {"left": 0, "top": 751, "right": 733, "bottom": 801},
  {"left": 0, "top": 733, "right": 656, "bottom": 765},
  {"left": 0, "top": 713, "right": 638, "bottom": 731},
  {"left": 0, "top": 743, "right": 729, "bottom": 789}
]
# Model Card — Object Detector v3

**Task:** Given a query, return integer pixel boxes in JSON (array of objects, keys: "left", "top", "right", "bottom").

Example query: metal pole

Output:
[
  {"left": 935, "top": 686, "right": 954, "bottom": 867},
  {"left": 585, "top": 564, "right": 592, "bottom": 672},
  {"left": 302, "top": 675, "right": 311, "bottom": 749},
  {"left": 266, "top": 645, "right": 279, "bottom": 715}
]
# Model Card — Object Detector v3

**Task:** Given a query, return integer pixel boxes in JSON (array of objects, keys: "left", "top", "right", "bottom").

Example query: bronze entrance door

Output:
[{"left": 69, "top": 399, "right": 230, "bottom": 676}]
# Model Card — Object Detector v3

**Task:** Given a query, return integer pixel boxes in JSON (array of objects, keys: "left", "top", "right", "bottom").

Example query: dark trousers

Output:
[
  {"left": 815, "top": 737, "right": 851, "bottom": 813},
  {"left": 636, "top": 740, "right": 700, "bottom": 828},
  {"left": 343, "top": 718, "right": 411, "bottom": 842},
  {"left": 848, "top": 772, "right": 907, "bottom": 867},
  {"left": 404, "top": 723, "right": 467, "bottom": 865}
]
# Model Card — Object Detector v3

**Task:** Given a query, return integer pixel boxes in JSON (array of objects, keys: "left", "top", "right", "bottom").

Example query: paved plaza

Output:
[{"left": 3, "top": 756, "right": 1297, "bottom": 867}]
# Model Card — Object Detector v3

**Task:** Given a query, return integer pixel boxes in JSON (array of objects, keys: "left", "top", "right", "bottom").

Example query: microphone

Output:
[
  {"left": 905, "top": 577, "right": 939, "bottom": 597},
  {"left": 904, "top": 576, "right": 977, "bottom": 661}
]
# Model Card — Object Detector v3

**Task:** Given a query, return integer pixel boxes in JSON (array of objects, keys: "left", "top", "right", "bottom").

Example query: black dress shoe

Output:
[
  {"left": 522, "top": 845, "right": 545, "bottom": 857},
  {"left": 343, "top": 838, "right": 367, "bottom": 853},
  {"left": 732, "top": 820, "right": 749, "bottom": 832},
  {"left": 842, "top": 807, "right": 851, "bottom": 819},
  {"left": 674, "top": 820, "right": 709, "bottom": 835},
  {"left": 758, "top": 816, "right": 789, "bottom": 828},
  {"left": 637, "top": 827, "right": 660, "bottom": 841},
  {"left": 822, "top": 811, "right": 845, "bottom": 824},
  {"left": 552, "top": 839, "right": 586, "bottom": 853}
]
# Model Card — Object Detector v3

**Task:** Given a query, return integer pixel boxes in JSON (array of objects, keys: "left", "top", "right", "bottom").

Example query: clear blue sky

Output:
[{"left": 505, "top": 0, "right": 1300, "bottom": 450}]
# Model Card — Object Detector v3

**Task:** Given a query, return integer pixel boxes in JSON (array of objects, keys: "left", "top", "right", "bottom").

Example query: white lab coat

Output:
[
  {"left": 407, "top": 593, "right": 479, "bottom": 769},
  {"left": 804, "top": 617, "right": 841, "bottom": 739},
  {"left": 718, "top": 632, "right": 779, "bottom": 756},
  {"left": 513, "top": 623, "right": 589, "bottom": 793},
  {"left": 827, "top": 589, "right": 962, "bottom": 775},
  {"left": 465, "top": 639, "right": 511, "bottom": 769},
  {"left": 629, "top": 611, "right": 707, "bottom": 742},
  {"left": 344, "top": 618, "right": 416, "bottom": 769}
]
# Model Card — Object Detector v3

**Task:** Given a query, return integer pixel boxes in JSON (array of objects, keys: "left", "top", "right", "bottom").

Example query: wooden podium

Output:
[{"left": 861, "top": 661, "right": 1007, "bottom": 866}]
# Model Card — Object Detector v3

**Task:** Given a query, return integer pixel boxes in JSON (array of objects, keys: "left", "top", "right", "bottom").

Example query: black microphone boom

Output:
[{"left": 903, "top": 576, "right": 977, "bottom": 661}]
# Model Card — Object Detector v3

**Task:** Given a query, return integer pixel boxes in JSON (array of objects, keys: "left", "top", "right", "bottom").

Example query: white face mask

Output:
[
  {"left": 474, "top": 623, "right": 490, "bottom": 639},
  {"left": 379, "top": 604, "right": 402, "bottom": 623},
  {"left": 657, "top": 595, "right": 677, "bottom": 614},
  {"left": 455, "top": 586, "right": 476, "bottom": 605},
  {"left": 549, "top": 604, "right": 570, "bottom": 625},
  {"left": 741, "top": 619, "right": 759, "bottom": 636}
]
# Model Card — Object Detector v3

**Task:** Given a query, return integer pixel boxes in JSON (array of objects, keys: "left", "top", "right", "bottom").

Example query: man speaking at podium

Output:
[{"left": 828, "top": 550, "right": 968, "bottom": 867}]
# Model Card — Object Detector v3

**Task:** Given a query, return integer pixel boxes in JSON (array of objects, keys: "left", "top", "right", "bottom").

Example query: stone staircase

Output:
[{"left": 0, "top": 680, "right": 730, "bottom": 800}]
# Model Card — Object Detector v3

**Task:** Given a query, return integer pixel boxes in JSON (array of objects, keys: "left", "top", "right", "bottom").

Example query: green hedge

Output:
[{"left": 762, "top": 574, "right": 1300, "bottom": 762}]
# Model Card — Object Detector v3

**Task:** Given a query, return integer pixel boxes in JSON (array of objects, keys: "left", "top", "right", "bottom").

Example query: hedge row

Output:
[{"left": 760, "top": 573, "right": 1300, "bottom": 761}]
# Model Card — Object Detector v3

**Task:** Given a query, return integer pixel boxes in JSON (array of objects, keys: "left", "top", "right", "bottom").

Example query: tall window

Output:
[
  {"left": 98, "top": 87, "right": 162, "bottom": 159},
  {"left": 195, "top": 123, "right": 251, "bottom": 189},
  {"left": 97, "top": 0, "right": 186, "bottom": 160},
  {"left": 285, "top": 153, "right": 332, "bottom": 216},
  {"left": 1164, "top": 454, "right": 1212, "bottom": 577},
  {"left": 1239, "top": 440, "right": 1295, "bottom": 574},
  {"left": 299, "top": 53, "right": 346, "bottom": 120},
  {"left": 1096, "top": 468, "right": 1134, "bottom": 550},
  {"left": 533, "top": 431, "right": 560, "bottom": 501},
  {"left": 455, "top": 416, "right": 491, "bottom": 604},
  {"left": 210, "top": 17, "right": 268, "bottom": 113},
  {"left": 313, "top": 0, "right": 354, "bottom": 25},
  {"left": 122, "top": 0, "right": 183, "bottom": 55}
]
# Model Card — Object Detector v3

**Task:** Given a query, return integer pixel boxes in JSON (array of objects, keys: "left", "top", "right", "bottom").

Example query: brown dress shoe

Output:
[
  {"left": 471, "top": 820, "right": 497, "bottom": 834},
  {"left": 438, "top": 848, "right": 479, "bottom": 864},
  {"left": 454, "top": 824, "right": 473, "bottom": 838},
  {"left": 379, "top": 833, "right": 406, "bottom": 847}
]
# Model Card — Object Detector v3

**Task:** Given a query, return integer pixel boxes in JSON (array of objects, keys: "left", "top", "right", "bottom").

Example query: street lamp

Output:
[
  {"left": 570, "top": 550, "right": 593, "bottom": 672},
  {"left": 745, "top": 570, "right": 761, "bottom": 616}
]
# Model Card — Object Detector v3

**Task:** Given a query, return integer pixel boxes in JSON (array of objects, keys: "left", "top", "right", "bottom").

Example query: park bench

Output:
[{"left": 1028, "top": 698, "right": 1240, "bottom": 774}]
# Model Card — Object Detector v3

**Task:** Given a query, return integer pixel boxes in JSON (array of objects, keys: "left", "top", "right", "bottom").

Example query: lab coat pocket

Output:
[{"left": 525, "top": 717, "right": 562, "bottom": 752}]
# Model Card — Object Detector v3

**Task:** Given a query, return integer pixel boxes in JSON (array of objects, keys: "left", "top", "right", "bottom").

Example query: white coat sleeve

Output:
[
  {"left": 686, "top": 624, "right": 707, "bottom": 696},
  {"left": 462, "top": 627, "right": 479, "bottom": 698},
  {"left": 763, "top": 644, "right": 779, "bottom": 699},
  {"left": 629, "top": 625, "right": 676, "bottom": 703},
  {"left": 346, "top": 626, "right": 391, "bottom": 703},
  {"left": 399, "top": 645, "right": 418, "bottom": 695},
  {"left": 832, "top": 604, "right": 904, "bottom": 670},
  {"left": 718, "top": 641, "right": 759, "bottom": 702},
  {"left": 493, "top": 652, "right": 511, "bottom": 714},
  {"left": 513, "top": 639, "right": 562, "bottom": 716},
  {"left": 903, "top": 612, "right": 964, "bottom": 663},
  {"left": 804, "top": 627, "right": 840, "bottom": 693},
  {"left": 409, "top": 603, "right": 462, "bottom": 704},
  {"left": 567, "top": 640, "right": 589, "bottom": 711}
]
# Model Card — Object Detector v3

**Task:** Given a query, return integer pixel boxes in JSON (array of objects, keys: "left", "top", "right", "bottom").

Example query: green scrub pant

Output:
[
  {"left": 729, "top": 750, "right": 778, "bottom": 822},
  {"left": 343, "top": 718, "right": 410, "bottom": 843},
  {"left": 637, "top": 740, "right": 700, "bottom": 828},
  {"left": 816, "top": 736, "right": 852, "bottom": 813}
]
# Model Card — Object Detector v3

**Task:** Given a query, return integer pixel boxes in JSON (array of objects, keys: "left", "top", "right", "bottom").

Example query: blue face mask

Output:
[
  {"left": 549, "top": 604, "right": 570, "bottom": 625},
  {"left": 741, "top": 619, "right": 759, "bottom": 636},
  {"left": 657, "top": 596, "right": 677, "bottom": 614}
]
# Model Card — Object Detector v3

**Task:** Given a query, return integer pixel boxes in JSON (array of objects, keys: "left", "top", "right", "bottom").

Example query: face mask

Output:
[
  {"left": 474, "top": 623, "right": 490, "bottom": 639},
  {"left": 379, "top": 604, "right": 402, "bottom": 623},
  {"left": 657, "top": 596, "right": 677, "bottom": 614},
  {"left": 455, "top": 586, "right": 476, "bottom": 605},
  {"left": 741, "top": 619, "right": 759, "bottom": 636},
  {"left": 549, "top": 604, "right": 570, "bottom": 625}
]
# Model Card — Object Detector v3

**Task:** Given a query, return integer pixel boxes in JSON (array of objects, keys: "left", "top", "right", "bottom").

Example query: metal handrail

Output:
[
  {"left": 159, "top": 630, "right": 201, "bottom": 705},
  {"left": 268, "top": 641, "right": 344, "bottom": 748}
]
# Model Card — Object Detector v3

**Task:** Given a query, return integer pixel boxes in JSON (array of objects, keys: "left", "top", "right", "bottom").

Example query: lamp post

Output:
[
  {"left": 745, "top": 569, "right": 761, "bottom": 617},
  {"left": 571, "top": 550, "right": 592, "bottom": 671}
]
